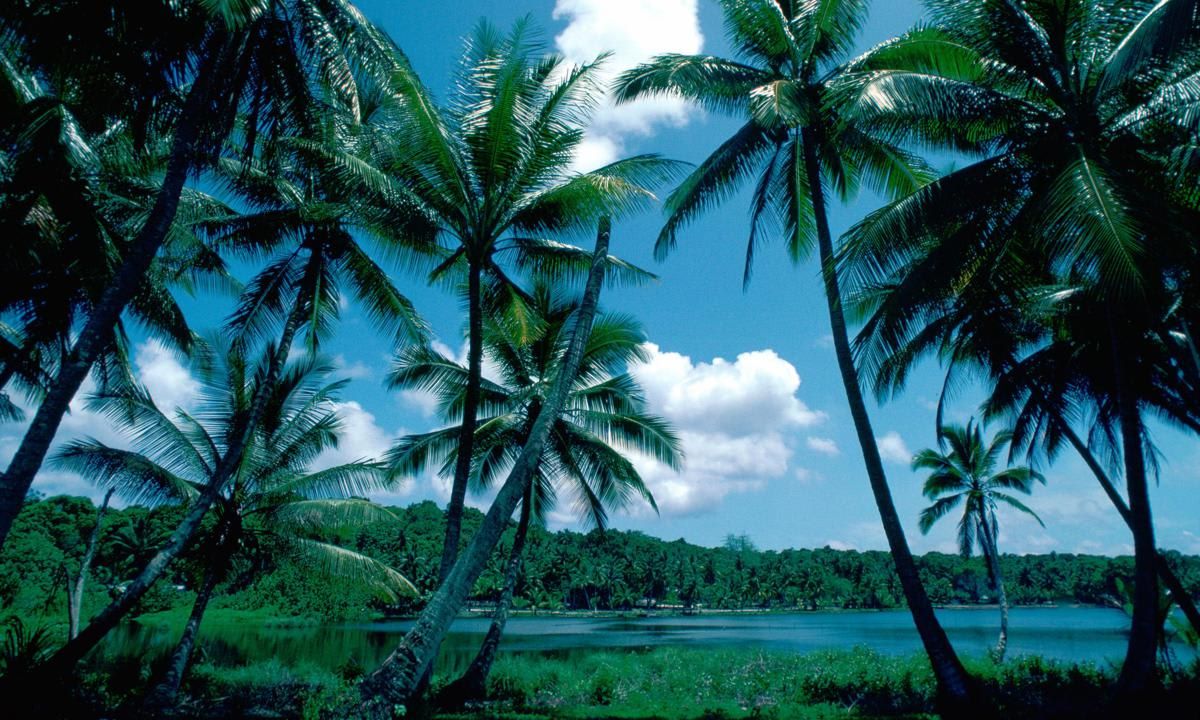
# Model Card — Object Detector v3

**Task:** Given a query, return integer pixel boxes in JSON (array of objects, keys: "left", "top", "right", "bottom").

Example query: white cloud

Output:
[
  {"left": 876, "top": 431, "right": 913, "bottom": 465},
  {"left": 134, "top": 340, "right": 200, "bottom": 412},
  {"left": 626, "top": 343, "right": 825, "bottom": 515},
  {"left": 553, "top": 0, "right": 704, "bottom": 171},
  {"left": 806, "top": 436, "right": 840, "bottom": 456},
  {"left": 332, "top": 354, "right": 373, "bottom": 380}
]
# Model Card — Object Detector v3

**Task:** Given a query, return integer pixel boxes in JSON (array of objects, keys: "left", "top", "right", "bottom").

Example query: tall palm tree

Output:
[
  {"left": 0, "top": 33, "right": 234, "bottom": 423},
  {"left": 914, "top": 420, "right": 1044, "bottom": 661},
  {"left": 0, "top": 0, "right": 404, "bottom": 549},
  {"left": 835, "top": 0, "right": 1200, "bottom": 694},
  {"left": 53, "top": 347, "right": 414, "bottom": 709},
  {"left": 362, "top": 18, "right": 678, "bottom": 584},
  {"left": 613, "top": 0, "right": 973, "bottom": 704},
  {"left": 387, "top": 281, "right": 680, "bottom": 700},
  {"left": 359, "top": 219, "right": 615, "bottom": 711},
  {"left": 846, "top": 225, "right": 1200, "bottom": 639}
]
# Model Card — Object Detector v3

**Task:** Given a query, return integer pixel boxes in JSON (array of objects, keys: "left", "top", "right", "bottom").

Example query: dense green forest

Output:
[{"left": 6, "top": 494, "right": 1199, "bottom": 628}]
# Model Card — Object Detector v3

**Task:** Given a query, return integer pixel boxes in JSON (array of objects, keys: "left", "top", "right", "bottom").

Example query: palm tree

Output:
[
  {"left": 0, "top": 32, "right": 234, "bottom": 424},
  {"left": 359, "top": 219, "right": 616, "bottom": 711},
  {"left": 835, "top": 0, "right": 1200, "bottom": 694},
  {"left": 43, "top": 102, "right": 432, "bottom": 673},
  {"left": 914, "top": 420, "right": 1044, "bottom": 661},
  {"left": 53, "top": 346, "right": 413, "bottom": 709},
  {"left": 613, "top": 0, "right": 973, "bottom": 704},
  {"left": 0, "top": 0, "right": 404, "bottom": 549},
  {"left": 362, "top": 18, "right": 678, "bottom": 584},
  {"left": 387, "top": 281, "right": 680, "bottom": 701},
  {"left": 846, "top": 228, "right": 1200, "bottom": 638}
]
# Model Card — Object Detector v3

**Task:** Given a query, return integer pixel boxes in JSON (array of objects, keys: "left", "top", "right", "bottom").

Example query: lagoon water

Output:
[{"left": 97, "top": 607, "right": 1193, "bottom": 675}]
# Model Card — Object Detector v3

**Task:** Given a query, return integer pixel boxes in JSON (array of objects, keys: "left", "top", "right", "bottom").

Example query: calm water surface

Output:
[{"left": 96, "top": 607, "right": 1188, "bottom": 675}]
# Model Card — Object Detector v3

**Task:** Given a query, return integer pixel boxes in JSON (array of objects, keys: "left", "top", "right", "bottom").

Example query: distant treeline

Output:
[{"left": 4, "top": 495, "right": 1199, "bottom": 624}]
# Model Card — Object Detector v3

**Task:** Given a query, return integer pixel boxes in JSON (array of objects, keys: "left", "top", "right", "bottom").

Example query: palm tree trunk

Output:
[
  {"left": 0, "top": 48, "right": 222, "bottom": 552},
  {"left": 67, "top": 489, "right": 113, "bottom": 640},
  {"left": 42, "top": 298, "right": 306, "bottom": 674},
  {"left": 440, "top": 484, "right": 532, "bottom": 705},
  {"left": 142, "top": 523, "right": 236, "bottom": 713},
  {"left": 441, "top": 262, "right": 485, "bottom": 582},
  {"left": 359, "top": 219, "right": 612, "bottom": 714},
  {"left": 1051, "top": 412, "right": 1200, "bottom": 636},
  {"left": 799, "top": 128, "right": 972, "bottom": 708},
  {"left": 976, "top": 514, "right": 1008, "bottom": 661},
  {"left": 1110, "top": 320, "right": 1160, "bottom": 699}
]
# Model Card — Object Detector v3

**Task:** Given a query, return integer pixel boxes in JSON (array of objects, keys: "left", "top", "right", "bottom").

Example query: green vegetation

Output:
[
  {"left": 31, "top": 647, "right": 1200, "bottom": 719},
  {"left": 4, "top": 495, "right": 1198, "bottom": 634}
]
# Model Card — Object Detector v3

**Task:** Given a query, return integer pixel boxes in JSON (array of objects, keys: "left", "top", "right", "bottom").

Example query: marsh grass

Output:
[{"left": 31, "top": 646, "right": 1199, "bottom": 718}]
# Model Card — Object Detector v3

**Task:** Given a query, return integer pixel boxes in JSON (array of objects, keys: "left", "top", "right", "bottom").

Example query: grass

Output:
[
  {"left": 168, "top": 647, "right": 1198, "bottom": 719},
  {"left": 19, "top": 645, "right": 1198, "bottom": 718}
]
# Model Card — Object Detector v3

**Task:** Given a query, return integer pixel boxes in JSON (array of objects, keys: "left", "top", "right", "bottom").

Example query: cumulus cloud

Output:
[
  {"left": 806, "top": 436, "right": 840, "bottom": 456},
  {"left": 876, "top": 431, "right": 913, "bottom": 465},
  {"left": 134, "top": 340, "right": 200, "bottom": 412},
  {"left": 626, "top": 343, "right": 825, "bottom": 515},
  {"left": 553, "top": 0, "right": 704, "bottom": 170}
]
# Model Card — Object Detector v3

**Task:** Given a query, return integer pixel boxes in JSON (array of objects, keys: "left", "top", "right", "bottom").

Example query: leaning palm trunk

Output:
[
  {"left": 1111, "top": 324, "right": 1160, "bottom": 698},
  {"left": 800, "top": 128, "right": 972, "bottom": 707},
  {"left": 977, "top": 515, "right": 1008, "bottom": 661},
  {"left": 67, "top": 489, "right": 113, "bottom": 639},
  {"left": 0, "top": 48, "right": 222, "bottom": 551},
  {"left": 1050, "top": 411, "right": 1200, "bottom": 636},
  {"left": 360, "top": 219, "right": 612, "bottom": 713},
  {"left": 441, "top": 485, "right": 532, "bottom": 705},
  {"left": 42, "top": 301, "right": 306, "bottom": 674},
  {"left": 142, "top": 526, "right": 236, "bottom": 712}
]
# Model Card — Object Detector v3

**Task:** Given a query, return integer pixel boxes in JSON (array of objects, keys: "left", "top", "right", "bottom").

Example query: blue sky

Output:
[{"left": 6, "top": 0, "right": 1198, "bottom": 556}]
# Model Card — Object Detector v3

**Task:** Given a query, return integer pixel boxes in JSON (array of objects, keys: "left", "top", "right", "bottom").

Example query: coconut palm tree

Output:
[
  {"left": 0, "top": 0, "right": 405, "bottom": 549},
  {"left": 361, "top": 18, "right": 678, "bottom": 584},
  {"left": 845, "top": 227, "right": 1200, "bottom": 639},
  {"left": 914, "top": 420, "right": 1044, "bottom": 661},
  {"left": 53, "top": 346, "right": 413, "bottom": 709},
  {"left": 613, "top": 0, "right": 973, "bottom": 704},
  {"left": 359, "top": 219, "right": 615, "bottom": 711},
  {"left": 835, "top": 0, "right": 1200, "bottom": 694},
  {"left": 43, "top": 105, "right": 433, "bottom": 672},
  {"left": 0, "top": 32, "right": 234, "bottom": 424},
  {"left": 387, "top": 281, "right": 680, "bottom": 701}
]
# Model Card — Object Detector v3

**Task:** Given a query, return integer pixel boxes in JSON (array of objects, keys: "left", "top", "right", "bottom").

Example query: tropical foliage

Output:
[{"left": 0, "top": 0, "right": 1199, "bottom": 715}]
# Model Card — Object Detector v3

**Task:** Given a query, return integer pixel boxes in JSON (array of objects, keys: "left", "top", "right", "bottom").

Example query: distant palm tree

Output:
[
  {"left": 54, "top": 344, "right": 413, "bottom": 708},
  {"left": 614, "top": 0, "right": 973, "bottom": 704},
  {"left": 914, "top": 420, "right": 1044, "bottom": 661},
  {"left": 836, "top": 0, "right": 1200, "bottom": 693},
  {"left": 388, "top": 281, "right": 680, "bottom": 700},
  {"left": 362, "top": 18, "right": 678, "bottom": 584}
]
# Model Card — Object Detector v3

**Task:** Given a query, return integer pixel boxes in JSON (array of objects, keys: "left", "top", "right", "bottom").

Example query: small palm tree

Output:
[
  {"left": 388, "top": 280, "right": 681, "bottom": 700},
  {"left": 914, "top": 419, "right": 1044, "bottom": 661},
  {"left": 53, "top": 343, "right": 413, "bottom": 708}
]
